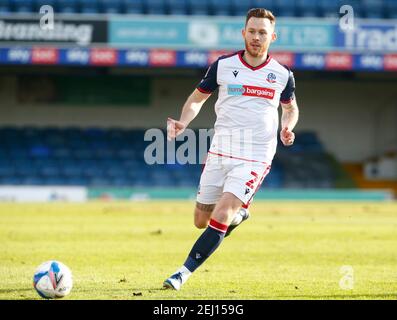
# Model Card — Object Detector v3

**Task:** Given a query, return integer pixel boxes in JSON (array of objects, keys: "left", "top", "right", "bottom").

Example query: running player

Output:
[{"left": 164, "top": 8, "right": 299, "bottom": 290}]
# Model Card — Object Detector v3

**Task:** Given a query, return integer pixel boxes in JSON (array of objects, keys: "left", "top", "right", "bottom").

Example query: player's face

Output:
[{"left": 242, "top": 17, "right": 276, "bottom": 57}]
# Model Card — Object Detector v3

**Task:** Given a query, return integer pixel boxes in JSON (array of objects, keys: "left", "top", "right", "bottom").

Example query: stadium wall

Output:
[{"left": 0, "top": 74, "right": 396, "bottom": 163}]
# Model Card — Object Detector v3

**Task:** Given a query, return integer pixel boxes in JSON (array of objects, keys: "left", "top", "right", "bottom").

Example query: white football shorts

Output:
[{"left": 196, "top": 152, "right": 271, "bottom": 207}]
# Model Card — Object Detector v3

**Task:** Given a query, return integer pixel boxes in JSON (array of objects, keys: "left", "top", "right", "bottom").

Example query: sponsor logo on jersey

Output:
[
  {"left": 227, "top": 84, "right": 275, "bottom": 99},
  {"left": 266, "top": 72, "right": 276, "bottom": 83},
  {"left": 232, "top": 70, "right": 239, "bottom": 77}
]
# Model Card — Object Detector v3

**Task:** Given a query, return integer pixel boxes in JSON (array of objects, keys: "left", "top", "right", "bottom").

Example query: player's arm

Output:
[
  {"left": 280, "top": 99, "right": 299, "bottom": 146},
  {"left": 167, "top": 89, "right": 211, "bottom": 140},
  {"left": 279, "top": 67, "right": 299, "bottom": 146},
  {"left": 168, "top": 59, "right": 219, "bottom": 141}
]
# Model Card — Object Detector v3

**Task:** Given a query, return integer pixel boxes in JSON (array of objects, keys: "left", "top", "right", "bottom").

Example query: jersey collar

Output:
[{"left": 238, "top": 50, "right": 272, "bottom": 71}]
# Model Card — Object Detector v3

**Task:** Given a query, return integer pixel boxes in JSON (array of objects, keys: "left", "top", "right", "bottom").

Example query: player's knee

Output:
[
  {"left": 194, "top": 209, "right": 210, "bottom": 229},
  {"left": 194, "top": 217, "right": 208, "bottom": 229}
]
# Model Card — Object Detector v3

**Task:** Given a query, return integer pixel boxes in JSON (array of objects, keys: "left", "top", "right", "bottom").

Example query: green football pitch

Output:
[{"left": 1, "top": 201, "right": 397, "bottom": 300}]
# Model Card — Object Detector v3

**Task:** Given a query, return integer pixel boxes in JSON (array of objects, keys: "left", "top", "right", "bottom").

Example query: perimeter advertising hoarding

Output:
[
  {"left": 0, "top": 15, "right": 107, "bottom": 46},
  {"left": 109, "top": 16, "right": 335, "bottom": 52},
  {"left": 1, "top": 47, "right": 397, "bottom": 71},
  {"left": 109, "top": 16, "right": 397, "bottom": 54}
]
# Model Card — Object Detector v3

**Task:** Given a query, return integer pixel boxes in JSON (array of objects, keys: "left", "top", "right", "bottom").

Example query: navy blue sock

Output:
[{"left": 184, "top": 219, "right": 227, "bottom": 272}]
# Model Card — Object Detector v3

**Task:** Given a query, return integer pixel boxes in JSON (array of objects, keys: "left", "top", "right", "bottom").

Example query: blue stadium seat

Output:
[
  {"left": 0, "top": 177, "right": 22, "bottom": 185},
  {"left": 0, "top": 164, "right": 15, "bottom": 177},
  {"left": 34, "top": 0, "right": 56, "bottom": 12},
  {"left": 12, "top": 0, "right": 35, "bottom": 13},
  {"left": 385, "top": 0, "right": 397, "bottom": 18},
  {"left": 0, "top": 0, "right": 11, "bottom": 14},
  {"left": 0, "top": 126, "right": 338, "bottom": 189},
  {"left": 317, "top": 0, "right": 339, "bottom": 17},
  {"left": 167, "top": 0, "right": 188, "bottom": 15},
  {"left": 296, "top": 0, "right": 318, "bottom": 17},
  {"left": 362, "top": 0, "right": 384, "bottom": 19},
  {"left": 187, "top": 0, "right": 209, "bottom": 15},
  {"left": 209, "top": 0, "right": 231, "bottom": 16},
  {"left": 56, "top": 0, "right": 78, "bottom": 13},
  {"left": 62, "top": 166, "right": 84, "bottom": 177},
  {"left": 99, "top": 0, "right": 123, "bottom": 13},
  {"left": 40, "top": 166, "right": 61, "bottom": 178},
  {"left": 250, "top": 0, "right": 276, "bottom": 12},
  {"left": 231, "top": 0, "right": 251, "bottom": 16},
  {"left": 123, "top": 0, "right": 144, "bottom": 14},
  {"left": 66, "top": 177, "right": 89, "bottom": 186},
  {"left": 274, "top": 0, "right": 297, "bottom": 17},
  {"left": 146, "top": 0, "right": 166, "bottom": 15},
  {"left": 79, "top": 0, "right": 100, "bottom": 14},
  {"left": 21, "top": 177, "right": 45, "bottom": 185},
  {"left": 42, "top": 177, "right": 67, "bottom": 186}
]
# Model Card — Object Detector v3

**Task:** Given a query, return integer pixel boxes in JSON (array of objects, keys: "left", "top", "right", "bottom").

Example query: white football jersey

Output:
[{"left": 197, "top": 50, "right": 296, "bottom": 164}]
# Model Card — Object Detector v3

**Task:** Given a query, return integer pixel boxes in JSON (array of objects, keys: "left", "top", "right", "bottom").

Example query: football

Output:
[{"left": 33, "top": 260, "right": 73, "bottom": 299}]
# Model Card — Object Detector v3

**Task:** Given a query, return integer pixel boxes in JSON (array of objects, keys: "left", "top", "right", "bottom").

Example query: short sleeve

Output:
[
  {"left": 196, "top": 59, "right": 219, "bottom": 94},
  {"left": 280, "top": 68, "right": 296, "bottom": 104}
]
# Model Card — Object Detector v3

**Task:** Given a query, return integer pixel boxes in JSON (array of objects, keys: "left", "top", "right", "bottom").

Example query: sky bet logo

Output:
[{"left": 227, "top": 84, "right": 275, "bottom": 99}]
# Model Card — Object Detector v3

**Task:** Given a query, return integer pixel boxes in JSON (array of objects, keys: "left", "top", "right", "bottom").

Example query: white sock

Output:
[{"left": 175, "top": 266, "right": 192, "bottom": 284}]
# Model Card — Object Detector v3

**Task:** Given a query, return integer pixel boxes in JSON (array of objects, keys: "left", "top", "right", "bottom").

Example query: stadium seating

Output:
[
  {"left": 0, "top": 2, "right": 10, "bottom": 14},
  {"left": 80, "top": 0, "right": 100, "bottom": 14},
  {"left": 12, "top": 0, "right": 35, "bottom": 13},
  {"left": 231, "top": 0, "right": 251, "bottom": 17},
  {"left": 0, "top": 0, "right": 395, "bottom": 19},
  {"left": 296, "top": 0, "right": 318, "bottom": 17},
  {"left": 361, "top": 0, "right": 384, "bottom": 18},
  {"left": 317, "top": 0, "right": 339, "bottom": 18},
  {"left": 384, "top": 0, "right": 397, "bottom": 19},
  {"left": 0, "top": 126, "right": 340, "bottom": 189},
  {"left": 187, "top": 0, "right": 209, "bottom": 16},
  {"left": 124, "top": 0, "right": 145, "bottom": 14},
  {"left": 209, "top": 0, "right": 231, "bottom": 16},
  {"left": 99, "top": 0, "right": 123, "bottom": 14},
  {"left": 250, "top": 0, "right": 276, "bottom": 13},
  {"left": 56, "top": 0, "right": 78, "bottom": 14},
  {"left": 146, "top": 0, "right": 166, "bottom": 15},
  {"left": 274, "top": 0, "right": 297, "bottom": 17},
  {"left": 167, "top": 0, "right": 188, "bottom": 15}
]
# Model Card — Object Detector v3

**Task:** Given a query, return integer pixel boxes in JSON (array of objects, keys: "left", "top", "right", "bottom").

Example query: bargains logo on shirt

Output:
[{"left": 227, "top": 84, "right": 275, "bottom": 99}]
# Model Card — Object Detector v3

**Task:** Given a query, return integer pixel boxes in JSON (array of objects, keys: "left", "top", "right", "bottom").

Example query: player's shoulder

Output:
[
  {"left": 269, "top": 56, "right": 293, "bottom": 76},
  {"left": 213, "top": 51, "right": 241, "bottom": 67},
  {"left": 217, "top": 50, "right": 241, "bottom": 62}
]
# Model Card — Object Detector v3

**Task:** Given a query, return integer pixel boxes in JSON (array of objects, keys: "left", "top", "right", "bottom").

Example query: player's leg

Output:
[
  {"left": 194, "top": 202, "right": 215, "bottom": 229},
  {"left": 163, "top": 192, "right": 242, "bottom": 290},
  {"left": 224, "top": 161, "right": 271, "bottom": 237},
  {"left": 225, "top": 204, "right": 250, "bottom": 237},
  {"left": 194, "top": 153, "right": 224, "bottom": 228}
]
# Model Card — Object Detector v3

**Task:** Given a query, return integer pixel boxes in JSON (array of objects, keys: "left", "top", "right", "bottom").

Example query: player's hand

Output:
[
  {"left": 167, "top": 117, "right": 186, "bottom": 141},
  {"left": 280, "top": 127, "right": 295, "bottom": 146}
]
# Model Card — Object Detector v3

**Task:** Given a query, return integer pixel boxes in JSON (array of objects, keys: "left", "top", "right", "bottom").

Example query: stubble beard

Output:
[{"left": 244, "top": 39, "right": 267, "bottom": 58}]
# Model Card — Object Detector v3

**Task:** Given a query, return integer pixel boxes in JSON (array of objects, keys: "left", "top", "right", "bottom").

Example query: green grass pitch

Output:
[{"left": 1, "top": 201, "right": 397, "bottom": 300}]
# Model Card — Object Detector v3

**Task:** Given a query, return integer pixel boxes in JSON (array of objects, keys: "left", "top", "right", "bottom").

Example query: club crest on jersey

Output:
[
  {"left": 227, "top": 84, "right": 275, "bottom": 99},
  {"left": 266, "top": 72, "right": 276, "bottom": 83}
]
